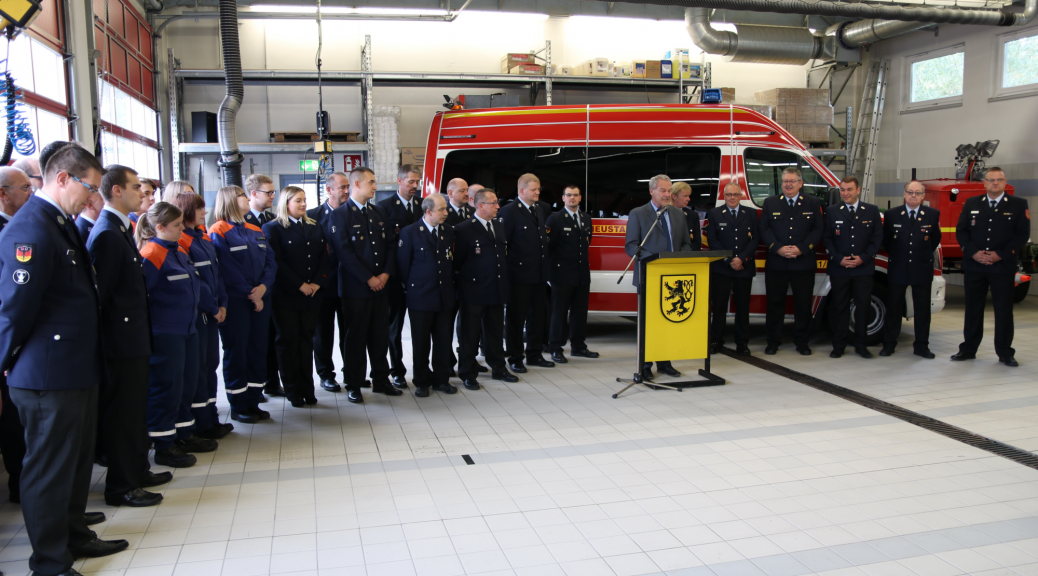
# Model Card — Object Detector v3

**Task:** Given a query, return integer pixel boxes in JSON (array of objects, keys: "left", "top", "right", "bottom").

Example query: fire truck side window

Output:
[
  {"left": 744, "top": 148, "right": 829, "bottom": 206},
  {"left": 439, "top": 147, "right": 587, "bottom": 210},
  {"left": 585, "top": 147, "right": 721, "bottom": 218}
]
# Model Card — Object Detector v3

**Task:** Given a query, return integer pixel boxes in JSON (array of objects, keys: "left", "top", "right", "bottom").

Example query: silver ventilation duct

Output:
[
  {"left": 217, "top": 0, "right": 244, "bottom": 187},
  {"left": 834, "top": 19, "right": 934, "bottom": 48},
  {"left": 685, "top": 8, "right": 824, "bottom": 64}
]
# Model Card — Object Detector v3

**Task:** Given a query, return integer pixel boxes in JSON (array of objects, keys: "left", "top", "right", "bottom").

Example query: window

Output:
[
  {"left": 6, "top": 33, "right": 68, "bottom": 106},
  {"left": 905, "top": 44, "right": 965, "bottom": 112},
  {"left": 994, "top": 27, "right": 1038, "bottom": 99},
  {"left": 586, "top": 147, "right": 720, "bottom": 217},
  {"left": 101, "top": 132, "right": 160, "bottom": 179},
  {"left": 743, "top": 148, "right": 830, "bottom": 207},
  {"left": 99, "top": 79, "right": 160, "bottom": 174},
  {"left": 440, "top": 147, "right": 587, "bottom": 210}
]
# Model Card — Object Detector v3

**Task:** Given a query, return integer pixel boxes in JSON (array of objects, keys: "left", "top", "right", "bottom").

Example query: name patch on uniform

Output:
[
  {"left": 893, "top": 224, "right": 901, "bottom": 228},
  {"left": 230, "top": 246, "right": 247, "bottom": 252},
  {"left": 15, "top": 243, "right": 33, "bottom": 263},
  {"left": 12, "top": 269, "right": 29, "bottom": 284},
  {"left": 194, "top": 260, "right": 212, "bottom": 267},
  {"left": 168, "top": 274, "right": 190, "bottom": 281}
]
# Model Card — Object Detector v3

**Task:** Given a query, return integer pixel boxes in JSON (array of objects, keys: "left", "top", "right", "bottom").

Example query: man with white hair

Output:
[{"left": 11, "top": 158, "right": 42, "bottom": 192}]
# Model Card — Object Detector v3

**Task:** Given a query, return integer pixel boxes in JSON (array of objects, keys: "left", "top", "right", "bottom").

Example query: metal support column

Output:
[
  {"left": 534, "top": 40, "right": 552, "bottom": 105},
  {"left": 361, "top": 35, "right": 374, "bottom": 164},
  {"left": 168, "top": 48, "right": 183, "bottom": 181}
]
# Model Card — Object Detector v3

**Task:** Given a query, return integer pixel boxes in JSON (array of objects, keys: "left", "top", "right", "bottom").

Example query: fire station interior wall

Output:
[
  {"left": 163, "top": 14, "right": 808, "bottom": 194},
  {"left": 868, "top": 22, "right": 1038, "bottom": 239}
]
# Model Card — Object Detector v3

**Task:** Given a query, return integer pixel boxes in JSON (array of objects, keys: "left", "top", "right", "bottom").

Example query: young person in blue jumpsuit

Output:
[
  {"left": 137, "top": 202, "right": 212, "bottom": 467},
  {"left": 209, "top": 186, "right": 277, "bottom": 423},
  {"left": 170, "top": 188, "right": 234, "bottom": 439}
]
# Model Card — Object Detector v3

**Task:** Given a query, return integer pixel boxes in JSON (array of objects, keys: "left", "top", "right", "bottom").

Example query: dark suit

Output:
[
  {"left": 0, "top": 213, "right": 25, "bottom": 503},
  {"left": 0, "top": 194, "right": 106, "bottom": 575},
  {"left": 705, "top": 205, "right": 759, "bottom": 348},
  {"left": 547, "top": 208, "right": 593, "bottom": 353},
  {"left": 499, "top": 199, "right": 551, "bottom": 364},
  {"left": 86, "top": 208, "right": 154, "bottom": 500},
  {"left": 454, "top": 216, "right": 510, "bottom": 380},
  {"left": 75, "top": 215, "right": 95, "bottom": 240},
  {"left": 397, "top": 220, "right": 455, "bottom": 388},
  {"left": 308, "top": 202, "right": 344, "bottom": 383},
  {"left": 823, "top": 202, "right": 883, "bottom": 351},
  {"left": 682, "top": 207, "right": 703, "bottom": 251},
  {"left": 263, "top": 218, "right": 331, "bottom": 402},
  {"left": 329, "top": 200, "right": 396, "bottom": 391},
  {"left": 758, "top": 193, "right": 824, "bottom": 349},
  {"left": 882, "top": 205, "right": 941, "bottom": 352},
  {"left": 379, "top": 193, "right": 422, "bottom": 380},
  {"left": 955, "top": 193, "right": 1031, "bottom": 358},
  {"left": 445, "top": 201, "right": 473, "bottom": 227},
  {"left": 245, "top": 210, "right": 281, "bottom": 392}
]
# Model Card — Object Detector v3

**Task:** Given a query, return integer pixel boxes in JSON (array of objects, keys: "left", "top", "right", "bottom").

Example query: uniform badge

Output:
[
  {"left": 546, "top": 226, "right": 551, "bottom": 234},
  {"left": 332, "top": 226, "right": 337, "bottom": 233},
  {"left": 12, "top": 269, "right": 29, "bottom": 284},
  {"left": 120, "top": 226, "right": 126, "bottom": 232},
  {"left": 924, "top": 236, "right": 929, "bottom": 241},
  {"left": 475, "top": 246, "right": 481, "bottom": 254},
  {"left": 15, "top": 243, "right": 34, "bottom": 263},
  {"left": 398, "top": 239, "right": 403, "bottom": 247},
  {"left": 57, "top": 216, "right": 64, "bottom": 225}
]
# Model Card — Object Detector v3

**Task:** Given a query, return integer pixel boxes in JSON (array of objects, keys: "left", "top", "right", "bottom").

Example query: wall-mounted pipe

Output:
[
  {"left": 686, "top": 7, "right": 823, "bottom": 64},
  {"left": 834, "top": 19, "right": 933, "bottom": 48}
]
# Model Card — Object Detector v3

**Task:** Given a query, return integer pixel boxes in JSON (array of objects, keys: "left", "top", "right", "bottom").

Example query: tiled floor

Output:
[{"left": 2, "top": 285, "right": 1038, "bottom": 576}]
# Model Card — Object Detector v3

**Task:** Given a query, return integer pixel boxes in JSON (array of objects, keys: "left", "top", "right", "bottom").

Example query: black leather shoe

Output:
[
  {"left": 527, "top": 356, "right": 556, "bottom": 368},
  {"left": 856, "top": 348, "right": 873, "bottom": 359},
  {"left": 154, "top": 446, "right": 197, "bottom": 468},
  {"left": 878, "top": 346, "right": 894, "bottom": 357},
  {"left": 254, "top": 408, "right": 270, "bottom": 420},
  {"left": 196, "top": 423, "right": 233, "bottom": 440},
  {"left": 462, "top": 379, "right": 481, "bottom": 390},
  {"left": 571, "top": 349, "right": 600, "bottom": 358},
  {"left": 1000, "top": 357, "right": 1019, "bottom": 367},
  {"left": 414, "top": 387, "right": 430, "bottom": 398},
  {"left": 950, "top": 352, "right": 976, "bottom": 361},
  {"left": 175, "top": 435, "right": 218, "bottom": 453},
  {"left": 84, "top": 512, "right": 107, "bottom": 526},
  {"left": 476, "top": 364, "right": 489, "bottom": 373},
  {"left": 764, "top": 346, "right": 778, "bottom": 355},
  {"left": 373, "top": 385, "right": 404, "bottom": 396},
  {"left": 659, "top": 365, "right": 681, "bottom": 377},
  {"left": 830, "top": 350, "right": 843, "bottom": 358},
  {"left": 320, "top": 379, "right": 341, "bottom": 392},
  {"left": 710, "top": 343, "right": 723, "bottom": 354},
  {"left": 913, "top": 349, "right": 936, "bottom": 359},
  {"left": 290, "top": 398, "right": 305, "bottom": 408},
  {"left": 140, "top": 471, "right": 173, "bottom": 488},
  {"left": 231, "top": 409, "right": 259, "bottom": 424},
  {"left": 392, "top": 376, "right": 409, "bottom": 389},
  {"left": 264, "top": 384, "right": 286, "bottom": 397},
  {"left": 509, "top": 361, "right": 528, "bottom": 373},
  {"left": 736, "top": 346, "right": 751, "bottom": 356},
  {"left": 491, "top": 371, "right": 519, "bottom": 383},
  {"left": 449, "top": 369, "right": 457, "bottom": 377},
  {"left": 70, "top": 537, "right": 129, "bottom": 559},
  {"left": 304, "top": 395, "right": 317, "bottom": 405},
  {"left": 94, "top": 454, "right": 108, "bottom": 467},
  {"left": 347, "top": 389, "right": 364, "bottom": 403},
  {"left": 640, "top": 368, "right": 655, "bottom": 382},
  {"left": 104, "top": 488, "right": 163, "bottom": 508},
  {"left": 551, "top": 351, "right": 568, "bottom": 364},
  {"left": 361, "top": 380, "right": 372, "bottom": 388},
  {"left": 432, "top": 383, "right": 458, "bottom": 394},
  {"left": 797, "top": 347, "right": 812, "bottom": 356}
]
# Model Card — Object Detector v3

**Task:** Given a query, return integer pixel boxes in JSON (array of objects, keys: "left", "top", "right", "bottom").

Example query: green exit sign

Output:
[{"left": 299, "top": 160, "right": 320, "bottom": 172}]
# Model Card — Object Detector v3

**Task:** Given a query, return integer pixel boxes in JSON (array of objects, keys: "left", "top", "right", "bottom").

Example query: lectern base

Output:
[{"left": 612, "top": 369, "right": 725, "bottom": 399}]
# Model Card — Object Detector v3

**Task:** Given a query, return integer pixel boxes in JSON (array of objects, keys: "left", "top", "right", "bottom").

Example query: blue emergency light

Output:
[{"left": 700, "top": 88, "right": 722, "bottom": 104}]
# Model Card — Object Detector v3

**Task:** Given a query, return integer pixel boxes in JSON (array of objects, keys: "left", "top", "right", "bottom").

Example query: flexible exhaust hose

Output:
[{"left": 217, "top": 0, "right": 244, "bottom": 187}]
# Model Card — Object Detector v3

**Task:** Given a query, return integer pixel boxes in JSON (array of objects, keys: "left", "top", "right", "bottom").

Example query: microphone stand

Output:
[{"left": 618, "top": 207, "right": 667, "bottom": 285}]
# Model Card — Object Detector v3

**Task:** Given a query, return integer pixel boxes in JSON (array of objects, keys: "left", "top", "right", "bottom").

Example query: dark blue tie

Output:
[{"left": 659, "top": 210, "right": 673, "bottom": 251}]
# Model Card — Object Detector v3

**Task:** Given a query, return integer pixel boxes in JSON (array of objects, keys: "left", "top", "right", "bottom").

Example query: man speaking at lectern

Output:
[{"left": 625, "top": 174, "right": 693, "bottom": 382}]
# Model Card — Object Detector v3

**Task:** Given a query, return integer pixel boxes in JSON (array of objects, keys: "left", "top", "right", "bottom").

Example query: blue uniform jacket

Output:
[
  {"left": 445, "top": 202, "right": 473, "bottom": 228},
  {"left": 396, "top": 220, "right": 455, "bottom": 312},
  {"left": 0, "top": 195, "right": 106, "bottom": 390},
  {"left": 546, "top": 209, "right": 592, "bottom": 286},
  {"left": 682, "top": 207, "right": 703, "bottom": 250},
  {"left": 262, "top": 218, "right": 332, "bottom": 311},
  {"left": 328, "top": 200, "right": 396, "bottom": 299},
  {"left": 823, "top": 202, "right": 884, "bottom": 277},
  {"left": 378, "top": 194, "right": 422, "bottom": 246},
  {"left": 76, "top": 216, "right": 95, "bottom": 241},
  {"left": 209, "top": 220, "right": 277, "bottom": 300},
  {"left": 87, "top": 209, "right": 153, "bottom": 358},
  {"left": 758, "top": 194, "right": 825, "bottom": 272},
  {"left": 308, "top": 202, "right": 339, "bottom": 297},
  {"left": 141, "top": 238, "right": 200, "bottom": 335},
  {"left": 180, "top": 226, "right": 228, "bottom": 316},
  {"left": 499, "top": 199, "right": 550, "bottom": 284},
  {"left": 705, "top": 205, "right": 759, "bottom": 279},
  {"left": 883, "top": 206, "right": 941, "bottom": 286},
  {"left": 454, "top": 217, "right": 509, "bottom": 306},
  {"left": 956, "top": 193, "right": 1031, "bottom": 275}
]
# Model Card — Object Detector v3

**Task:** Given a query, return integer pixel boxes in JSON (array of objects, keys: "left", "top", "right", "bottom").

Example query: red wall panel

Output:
[
  {"left": 124, "top": 11, "right": 139, "bottom": 52},
  {"left": 109, "top": 40, "right": 127, "bottom": 84},
  {"left": 127, "top": 55, "right": 141, "bottom": 94},
  {"left": 141, "top": 68, "right": 153, "bottom": 101},
  {"left": 139, "top": 23, "right": 151, "bottom": 62},
  {"left": 109, "top": 2, "right": 124, "bottom": 37}
]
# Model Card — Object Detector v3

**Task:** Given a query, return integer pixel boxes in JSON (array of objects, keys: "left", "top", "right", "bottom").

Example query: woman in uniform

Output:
[
  {"left": 262, "top": 186, "right": 330, "bottom": 408},
  {"left": 209, "top": 186, "right": 277, "bottom": 424}
]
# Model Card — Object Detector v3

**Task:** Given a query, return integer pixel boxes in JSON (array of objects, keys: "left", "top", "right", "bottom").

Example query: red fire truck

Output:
[{"left": 421, "top": 104, "right": 946, "bottom": 345}]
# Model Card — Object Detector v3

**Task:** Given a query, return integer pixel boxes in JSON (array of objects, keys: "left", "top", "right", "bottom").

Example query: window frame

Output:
[
  {"left": 902, "top": 43, "right": 966, "bottom": 113},
  {"left": 991, "top": 25, "right": 1038, "bottom": 101},
  {"left": 742, "top": 147, "right": 831, "bottom": 208}
]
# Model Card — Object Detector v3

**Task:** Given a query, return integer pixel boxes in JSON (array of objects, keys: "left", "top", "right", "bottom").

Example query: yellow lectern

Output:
[{"left": 614, "top": 250, "right": 730, "bottom": 399}]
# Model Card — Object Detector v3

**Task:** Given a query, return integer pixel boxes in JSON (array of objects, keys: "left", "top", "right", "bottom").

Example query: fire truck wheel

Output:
[
  {"left": 849, "top": 283, "right": 887, "bottom": 347},
  {"left": 1013, "top": 281, "right": 1030, "bottom": 304}
]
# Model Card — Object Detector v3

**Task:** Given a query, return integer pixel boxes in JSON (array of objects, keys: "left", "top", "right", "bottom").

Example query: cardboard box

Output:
[
  {"left": 509, "top": 64, "right": 544, "bottom": 75},
  {"left": 795, "top": 105, "right": 834, "bottom": 124},
  {"left": 660, "top": 60, "right": 673, "bottom": 79},
  {"left": 755, "top": 87, "right": 830, "bottom": 106},
  {"left": 632, "top": 61, "right": 647, "bottom": 78},
  {"left": 645, "top": 60, "right": 662, "bottom": 79},
  {"left": 501, "top": 53, "right": 536, "bottom": 73},
  {"left": 401, "top": 147, "right": 425, "bottom": 167},
  {"left": 719, "top": 87, "right": 736, "bottom": 103}
]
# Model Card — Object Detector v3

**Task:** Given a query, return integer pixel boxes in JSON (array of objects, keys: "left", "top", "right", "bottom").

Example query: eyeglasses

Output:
[
  {"left": 479, "top": 200, "right": 500, "bottom": 205},
  {"left": 781, "top": 180, "right": 801, "bottom": 185},
  {"left": 905, "top": 191, "right": 926, "bottom": 197},
  {"left": 984, "top": 178, "right": 1007, "bottom": 183},
  {"left": 236, "top": 193, "right": 247, "bottom": 199},
  {"left": 0, "top": 185, "right": 32, "bottom": 193},
  {"left": 723, "top": 193, "right": 742, "bottom": 198},
  {"left": 69, "top": 174, "right": 100, "bottom": 195},
  {"left": 563, "top": 193, "right": 581, "bottom": 198},
  {"left": 254, "top": 189, "right": 276, "bottom": 196}
]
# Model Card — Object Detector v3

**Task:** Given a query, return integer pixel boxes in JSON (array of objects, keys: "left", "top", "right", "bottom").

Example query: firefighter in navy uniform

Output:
[
  {"left": 379, "top": 165, "right": 422, "bottom": 390},
  {"left": 823, "top": 176, "right": 884, "bottom": 358},
  {"left": 880, "top": 180, "right": 941, "bottom": 358},
  {"left": 329, "top": 167, "right": 401, "bottom": 402},
  {"left": 758, "top": 166, "right": 825, "bottom": 355},
  {"left": 952, "top": 167, "right": 1030, "bottom": 366},
  {"left": 672, "top": 182, "right": 703, "bottom": 251},
  {"left": 241, "top": 174, "right": 283, "bottom": 400},
  {"left": 308, "top": 172, "right": 349, "bottom": 392},
  {"left": 546, "top": 186, "right": 599, "bottom": 363},
  {"left": 445, "top": 178, "right": 473, "bottom": 226},
  {"left": 706, "top": 183, "right": 759, "bottom": 356}
]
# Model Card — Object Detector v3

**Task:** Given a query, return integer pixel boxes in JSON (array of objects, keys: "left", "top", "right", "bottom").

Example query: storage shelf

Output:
[{"left": 178, "top": 142, "right": 368, "bottom": 154}]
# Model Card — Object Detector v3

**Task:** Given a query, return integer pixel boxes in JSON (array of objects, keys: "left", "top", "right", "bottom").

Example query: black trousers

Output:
[
  {"left": 459, "top": 303, "right": 507, "bottom": 380},
  {"left": 313, "top": 295, "right": 344, "bottom": 382},
  {"left": 11, "top": 385, "right": 97, "bottom": 576},
  {"left": 506, "top": 283, "right": 546, "bottom": 363},
  {"left": 99, "top": 356, "right": 151, "bottom": 498},
  {"left": 765, "top": 269, "right": 815, "bottom": 348},
  {"left": 341, "top": 293, "right": 392, "bottom": 391},
  {"left": 265, "top": 318, "right": 280, "bottom": 390},
  {"left": 885, "top": 281, "right": 932, "bottom": 352},
  {"left": 409, "top": 308, "right": 454, "bottom": 388},
  {"left": 960, "top": 271, "right": 1016, "bottom": 358},
  {"left": 386, "top": 280, "right": 408, "bottom": 377},
  {"left": 829, "top": 275, "right": 873, "bottom": 351},
  {"left": 0, "top": 372, "right": 25, "bottom": 501},
  {"left": 549, "top": 284, "right": 589, "bottom": 352},
  {"left": 710, "top": 274, "right": 753, "bottom": 347},
  {"left": 272, "top": 305, "right": 319, "bottom": 401}
]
